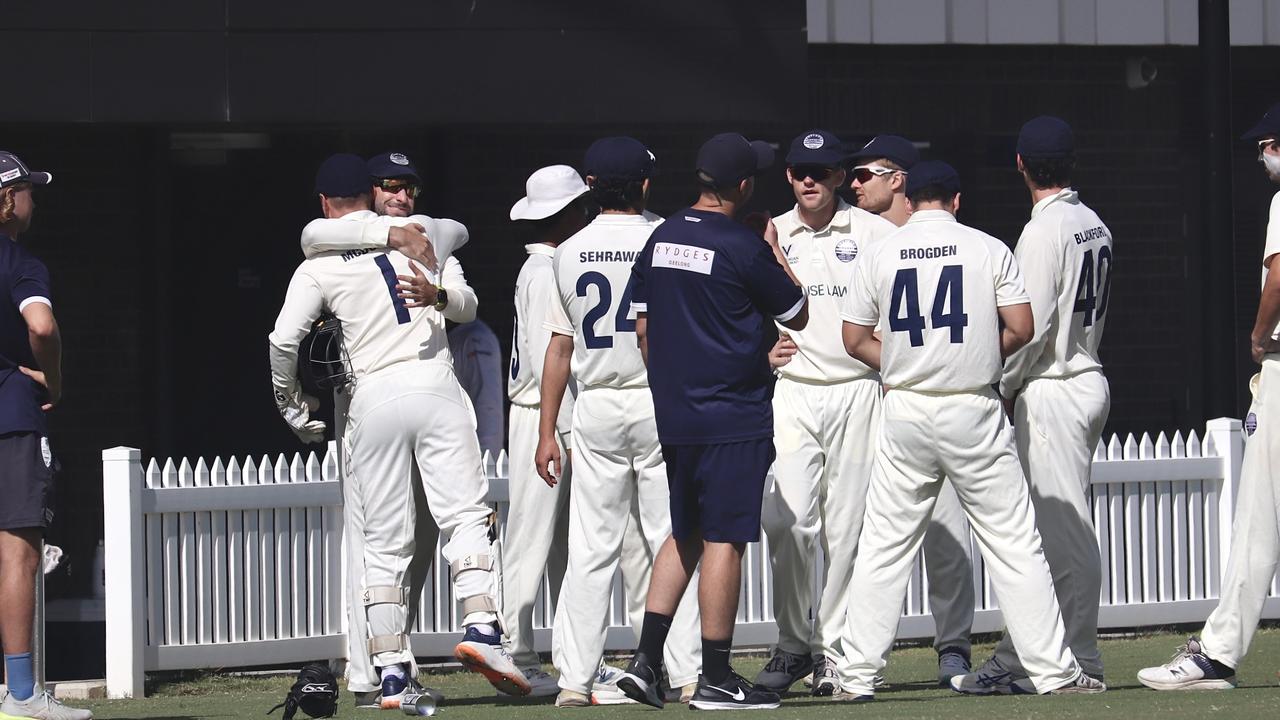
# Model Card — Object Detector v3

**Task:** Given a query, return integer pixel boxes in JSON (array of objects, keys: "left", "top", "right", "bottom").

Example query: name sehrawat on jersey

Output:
[{"left": 579, "top": 250, "right": 641, "bottom": 263}]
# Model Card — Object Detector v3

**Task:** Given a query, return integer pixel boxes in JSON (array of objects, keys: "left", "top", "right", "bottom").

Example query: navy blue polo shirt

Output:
[
  {"left": 629, "top": 208, "right": 805, "bottom": 444},
  {"left": 0, "top": 233, "right": 52, "bottom": 435}
]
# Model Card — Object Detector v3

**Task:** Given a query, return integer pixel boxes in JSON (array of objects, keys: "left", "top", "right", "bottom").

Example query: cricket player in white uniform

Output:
[
  {"left": 754, "top": 130, "right": 895, "bottom": 696},
  {"left": 448, "top": 318, "right": 505, "bottom": 458},
  {"left": 1138, "top": 101, "right": 1280, "bottom": 691},
  {"left": 847, "top": 136, "right": 976, "bottom": 680},
  {"left": 503, "top": 165, "right": 590, "bottom": 696},
  {"left": 837, "top": 161, "right": 1103, "bottom": 700},
  {"left": 955, "top": 116, "right": 1113, "bottom": 693},
  {"left": 270, "top": 154, "right": 527, "bottom": 709},
  {"left": 534, "top": 138, "right": 701, "bottom": 707},
  {"left": 297, "top": 152, "right": 478, "bottom": 706}
]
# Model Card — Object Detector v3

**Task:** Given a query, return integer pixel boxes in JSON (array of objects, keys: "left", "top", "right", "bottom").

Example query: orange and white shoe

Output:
[{"left": 454, "top": 626, "right": 531, "bottom": 696}]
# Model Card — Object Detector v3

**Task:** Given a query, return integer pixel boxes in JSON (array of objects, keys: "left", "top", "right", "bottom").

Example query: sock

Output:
[
  {"left": 380, "top": 663, "right": 407, "bottom": 682},
  {"left": 1208, "top": 657, "right": 1235, "bottom": 676},
  {"left": 636, "top": 612, "right": 674, "bottom": 664},
  {"left": 4, "top": 652, "right": 35, "bottom": 701},
  {"left": 703, "top": 638, "right": 732, "bottom": 685}
]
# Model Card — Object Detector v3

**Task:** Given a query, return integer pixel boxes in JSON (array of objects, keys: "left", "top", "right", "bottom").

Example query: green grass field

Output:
[{"left": 77, "top": 629, "right": 1280, "bottom": 719}]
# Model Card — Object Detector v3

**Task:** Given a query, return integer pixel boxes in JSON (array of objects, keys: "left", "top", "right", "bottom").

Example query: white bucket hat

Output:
[{"left": 510, "top": 165, "right": 589, "bottom": 221}]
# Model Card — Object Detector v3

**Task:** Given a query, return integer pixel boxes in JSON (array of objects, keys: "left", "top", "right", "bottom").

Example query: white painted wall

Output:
[{"left": 807, "top": 0, "right": 1280, "bottom": 45}]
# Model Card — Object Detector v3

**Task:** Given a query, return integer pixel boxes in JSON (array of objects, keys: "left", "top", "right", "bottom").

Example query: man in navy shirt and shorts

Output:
[
  {"left": 0, "top": 152, "right": 91, "bottom": 720},
  {"left": 618, "top": 133, "right": 809, "bottom": 711}
]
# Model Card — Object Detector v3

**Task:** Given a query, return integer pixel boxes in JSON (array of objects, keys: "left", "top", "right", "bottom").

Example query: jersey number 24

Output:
[
  {"left": 577, "top": 272, "right": 635, "bottom": 349},
  {"left": 889, "top": 265, "right": 968, "bottom": 347}
]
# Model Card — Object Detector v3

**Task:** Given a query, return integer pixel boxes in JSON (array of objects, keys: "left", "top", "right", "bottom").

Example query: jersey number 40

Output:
[
  {"left": 577, "top": 272, "right": 635, "bottom": 349},
  {"left": 889, "top": 265, "right": 968, "bottom": 347},
  {"left": 1073, "top": 247, "right": 1113, "bottom": 328}
]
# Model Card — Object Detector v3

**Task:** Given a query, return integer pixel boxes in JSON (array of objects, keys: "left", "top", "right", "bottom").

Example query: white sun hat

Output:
[{"left": 510, "top": 164, "right": 590, "bottom": 221}]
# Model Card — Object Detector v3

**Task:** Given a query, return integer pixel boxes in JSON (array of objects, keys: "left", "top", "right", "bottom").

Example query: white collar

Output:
[
  {"left": 1030, "top": 188, "right": 1079, "bottom": 219},
  {"left": 906, "top": 209, "right": 958, "bottom": 224}
]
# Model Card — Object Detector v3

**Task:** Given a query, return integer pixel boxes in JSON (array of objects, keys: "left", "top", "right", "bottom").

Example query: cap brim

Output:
[
  {"left": 509, "top": 189, "right": 587, "bottom": 221},
  {"left": 749, "top": 141, "right": 775, "bottom": 174},
  {"left": 28, "top": 172, "right": 51, "bottom": 185},
  {"left": 1242, "top": 120, "right": 1279, "bottom": 141}
]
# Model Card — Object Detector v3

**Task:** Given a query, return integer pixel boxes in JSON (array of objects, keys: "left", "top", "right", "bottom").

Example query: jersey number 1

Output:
[
  {"left": 888, "top": 266, "right": 968, "bottom": 347},
  {"left": 577, "top": 272, "right": 635, "bottom": 349}
]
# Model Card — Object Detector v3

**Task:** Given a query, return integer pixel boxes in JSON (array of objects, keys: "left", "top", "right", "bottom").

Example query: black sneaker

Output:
[
  {"left": 753, "top": 648, "right": 814, "bottom": 692},
  {"left": 690, "top": 672, "right": 782, "bottom": 711},
  {"left": 617, "top": 651, "right": 665, "bottom": 709}
]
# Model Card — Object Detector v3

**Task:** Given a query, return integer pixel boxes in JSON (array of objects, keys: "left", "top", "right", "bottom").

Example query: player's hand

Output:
[
  {"left": 19, "top": 366, "right": 59, "bottom": 411},
  {"left": 387, "top": 223, "right": 440, "bottom": 274},
  {"left": 278, "top": 392, "right": 326, "bottom": 443},
  {"left": 397, "top": 261, "right": 439, "bottom": 308},
  {"left": 769, "top": 334, "right": 798, "bottom": 369},
  {"left": 535, "top": 435, "right": 562, "bottom": 487},
  {"left": 1251, "top": 334, "right": 1280, "bottom": 364}
]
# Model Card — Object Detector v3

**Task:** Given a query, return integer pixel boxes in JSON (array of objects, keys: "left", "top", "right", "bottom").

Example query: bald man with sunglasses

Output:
[
  {"left": 843, "top": 135, "right": 978, "bottom": 686},
  {"left": 755, "top": 130, "right": 897, "bottom": 697}
]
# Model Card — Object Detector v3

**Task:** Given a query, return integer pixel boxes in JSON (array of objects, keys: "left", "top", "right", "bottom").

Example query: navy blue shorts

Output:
[
  {"left": 662, "top": 438, "right": 775, "bottom": 544},
  {"left": 0, "top": 431, "right": 56, "bottom": 531}
]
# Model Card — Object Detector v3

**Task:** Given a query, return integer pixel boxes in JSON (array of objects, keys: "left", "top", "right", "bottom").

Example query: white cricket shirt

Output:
[
  {"left": 842, "top": 209, "right": 1029, "bottom": 393},
  {"left": 300, "top": 212, "right": 469, "bottom": 283},
  {"left": 508, "top": 244, "right": 574, "bottom": 435},
  {"left": 773, "top": 199, "right": 896, "bottom": 383},
  {"left": 544, "top": 211, "right": 661, "bottom": 390},
  {"left": 1264, "top": 191, "right": 1280, "bottom": 339},
  {"left": 1000, "top": 189, "right": 1114, "bottom": 397}
]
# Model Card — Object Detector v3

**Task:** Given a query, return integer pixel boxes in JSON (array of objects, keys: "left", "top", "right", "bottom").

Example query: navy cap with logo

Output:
[
  {"left": 0, "top": 152, "right": 52, "bottom": 189},
  {"left": 583, "top": 137, "right": 657, "bottom": 182},
  {"left": 1242, "top": 101, "right": 1280, "bottom": 141},
  {"left": 905, "top": 160, "right": 961, "bottom": 198},
  {"left": 368, "top": 151, "right": 421, "bottom": 183},
  {"left": 315, "top": 153, "right": 371, "bottom": 197},
  {"left": 785, "top": 129, "right": 844, "bottom": 167},
  {"left": 696, "top": 132, "right": 774, "bottom": 189},
  {"left": 847, "top": 135, "right": 919, "bottom": 170},
  {"left": 1017, "top": 116, "right": 1075, "bottom": 159}
]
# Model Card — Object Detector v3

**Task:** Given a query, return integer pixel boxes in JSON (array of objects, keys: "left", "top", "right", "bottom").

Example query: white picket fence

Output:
[{"left": 102, "top": 416, "right": 1280, "bottom": 698}]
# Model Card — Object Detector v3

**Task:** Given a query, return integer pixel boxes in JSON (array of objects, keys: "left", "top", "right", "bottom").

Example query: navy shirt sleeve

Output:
[
  {"left": 628, "top": 235, "right": 655, "bottom": 314},
  {"left": 10, "top": 252, "right": 51, "bottom": 309},
  {"left": 743, "top": 241, "right": 804, "bottom": 320}
]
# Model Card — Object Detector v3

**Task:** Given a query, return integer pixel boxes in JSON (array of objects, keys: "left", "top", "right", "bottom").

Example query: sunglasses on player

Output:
[
  {"left": 377, "top": 179, "right": 421, "bottom": 199},
  {"left": 789, "top": 165, "right": 837, "bottom": 182},
  {"left": 851, "top": 165, "right": 903, "bottom": 184},
  {"left": 1259, "top": 138, "right": 1279, "bottom": 154}
]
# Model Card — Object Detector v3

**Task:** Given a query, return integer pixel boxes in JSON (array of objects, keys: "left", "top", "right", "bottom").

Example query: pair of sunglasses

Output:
[
  {"left": 789, "top": 164, "right": 837, "bottom": 182},
  {"left": 851, "top": 165, "right": 902, "bottom": 184},
  {"left": 377, "top": 179, "right": 421, "bottom": 199}
]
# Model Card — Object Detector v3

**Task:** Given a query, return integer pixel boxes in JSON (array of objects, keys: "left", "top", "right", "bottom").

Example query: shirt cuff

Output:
[
  {"left": 840, "top": 311, "right": 877, "bottom": 326},
  {"left": 775, "top": 296, "right": 806, "bottom": 323},
  {"left": 18, "top": 296, "right": 51, "bottom": 312},
  {"left": 630, "top": 301, "right": 648, "bottom": 314},
  {"left": 542, "top": 321, "right": 575, "bottom": 336},
  {"left": 996, "top": 295, "right": 1031, "bottom": 308}
]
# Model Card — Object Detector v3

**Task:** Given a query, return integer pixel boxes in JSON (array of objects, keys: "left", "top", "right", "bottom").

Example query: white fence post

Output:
[
  {"left": 103, "top": 446, "right": 146, "bottom": 699},
  {"left": 1205, "top": 416, "right": 1244, "bottom": 594}
]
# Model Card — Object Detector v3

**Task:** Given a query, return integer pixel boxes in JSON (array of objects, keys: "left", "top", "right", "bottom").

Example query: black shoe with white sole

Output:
[
  {"left": 689, "top": 672, "right": 781, "bottom": 711},
  {"left": 616, "top": 651, "right": 665, "bottom": 709}
]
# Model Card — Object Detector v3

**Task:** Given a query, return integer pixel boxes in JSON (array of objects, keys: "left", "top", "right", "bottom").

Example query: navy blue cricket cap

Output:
[
  {"left": 1017, "top": 116, "right": 1075, "bottom": 159},
  {"left": 905, "top": 160, "right": 961, "bottom": 198},
  {"left": 1242, "top": 102, "right": 1280, "bottom": 141},
  {"left": 0, "top": 151, "right": 52, "bottom": 189},
  {"left": 847, "top": 135, "right": 919, "bottom": 170},
  {"left": 785, "top": 129, "right": 844, "bottom": 167},
  {"left": 315, "top": 153, "right": 371, "bottom": 197},
  {"left": 696, "top": 132, "right": 774, "bottom": 189},
  {"left": 583, "top": 137, "right": 657, "bottom": 182},
  {"left": 368, "top": 151, "right": 421, "bottom": 183}
]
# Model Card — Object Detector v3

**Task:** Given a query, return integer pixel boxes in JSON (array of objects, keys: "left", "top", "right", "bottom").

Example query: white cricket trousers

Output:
[
  {"left": 502, "top": 403, "right": 571, "bottom": 669},
  {"left": 345, "top": 359, "right": 494, "bottom": 669},
  {"left": 992, "top": 370, "right": 1109, "bottom": 677},
  {"left": 839, "top": 388, "right": 1079, "bottom": 696},
  {"left": 552, "top": 386, "right": 701, "bottom": 693},
  {"left": 924, "top": 481, "right": 975, "bottom": 656},
  {"left": 762, "top": 376, "right": 880, "bottom": 663},
  {"left": 1201, "top": 358, "right": 1280, "bottom": 668}
]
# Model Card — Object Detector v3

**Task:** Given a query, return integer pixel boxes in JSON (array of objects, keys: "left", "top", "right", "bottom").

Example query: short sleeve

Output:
[
  {"left": 629, "top": 237, "right": 654, "bottom": 315},
  {"left": 1264, "top": 191, "right": 1280, "bottom": 267},
  {"left": 743, "top": 240, "right": 804, "bottom": 321},
  {"left": 11, "top": 253, "right": 51, "bottom": 311},
  {"left": 994, "top": 242, "right": 1031, "bottom": 307},
  {"left": 542, "top": 252, "right": 575, "bottom": 335},
  {"left": 840, "top": 252, "right": 879, "bottom": 326}
]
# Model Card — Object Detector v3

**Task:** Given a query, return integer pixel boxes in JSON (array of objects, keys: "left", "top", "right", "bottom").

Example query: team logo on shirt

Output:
[
  {"left": 803, "top": 133, "right": 825, "bottom": 149},
  {"left": 834, "top": 238, "right": 858, "bottom": 262},
  {"left": 1245, "top": 412, "right": 1258, "bottom": 436},
  {"left": 389, "top": 153, "right": 410, "bottom": 165},
  {"left": 653, "top": 242, "right": 715, "bottom": 275}
]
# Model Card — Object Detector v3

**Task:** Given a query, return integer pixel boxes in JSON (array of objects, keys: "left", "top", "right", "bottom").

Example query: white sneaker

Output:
[
  {"left": 1137, "top": 637, "right": 1238, "bottom": 691},
  {"left": 949, "top": 656, "right": 1024, "bottom": 695},
  {"left": 519, "top": 666, "right": 560, "bottom": 698},
  {"left": 1048, "top": 673, "right": 1107, "bottom": 695},
  {"left": 590, "top": 663, "right": 638, "bottom": 705},
  {"left": 454, "top": 627, "right": 531, "bottom": 696},
  {"left": 0, "top": 690, "right": 93, "bottom": 720},
  {"left": 554, "top": 689, "right": 591, "bottom": 707}
]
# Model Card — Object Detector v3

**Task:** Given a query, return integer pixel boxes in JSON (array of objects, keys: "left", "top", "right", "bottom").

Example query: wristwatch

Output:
[{"left": 434, "top": 286, "right": 449, "bottom": 311}]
